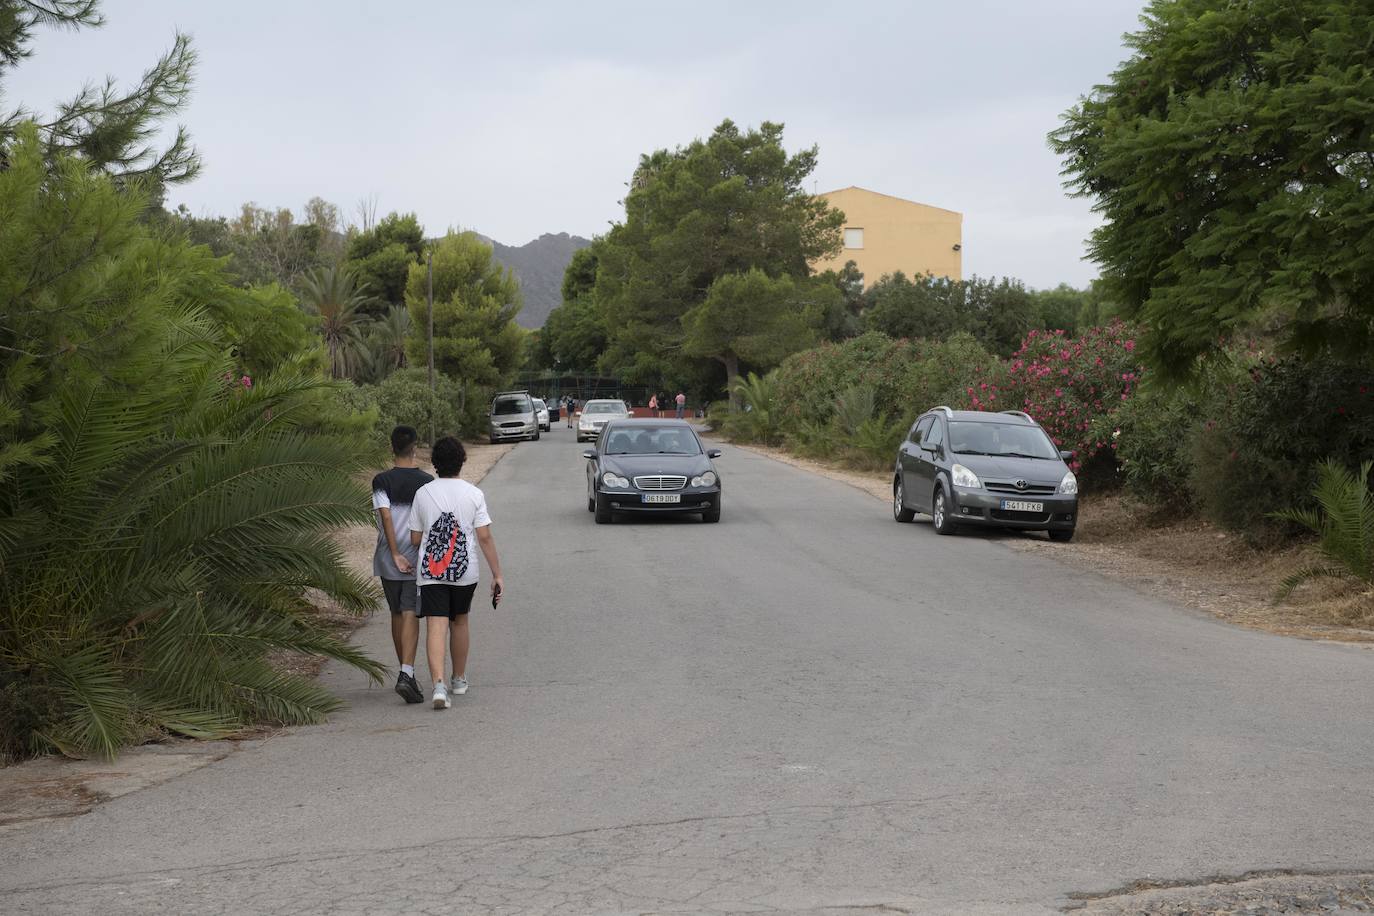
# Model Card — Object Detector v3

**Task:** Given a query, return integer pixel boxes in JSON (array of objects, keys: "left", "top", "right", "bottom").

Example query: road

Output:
[{"left": 3, "top": 423, "right": 1373, "bottom": 914}]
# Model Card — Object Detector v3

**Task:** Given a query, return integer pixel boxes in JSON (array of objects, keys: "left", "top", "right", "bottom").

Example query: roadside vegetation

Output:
[{"left": 0, "top": 1, "right": 528, "bottom": 762}]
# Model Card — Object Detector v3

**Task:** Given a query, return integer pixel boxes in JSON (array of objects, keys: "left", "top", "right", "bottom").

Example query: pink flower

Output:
[{"left": 241, "top": 375, "right": 252, "bottom": 388}]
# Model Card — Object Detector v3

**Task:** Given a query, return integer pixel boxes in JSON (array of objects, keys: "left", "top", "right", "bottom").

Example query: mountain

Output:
[{"left": 478, "top": 232, "right": 592, "bottom": 329}]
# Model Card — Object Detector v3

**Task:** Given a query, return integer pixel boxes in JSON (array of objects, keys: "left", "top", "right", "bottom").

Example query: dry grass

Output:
[{"left": 730, "top": 441, "right": 1374, "bottom": 642}]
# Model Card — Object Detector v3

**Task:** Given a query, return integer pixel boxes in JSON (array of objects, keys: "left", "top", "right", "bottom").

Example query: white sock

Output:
[{"left": 400, "top": 664, "right": 414, "bottom": 676}]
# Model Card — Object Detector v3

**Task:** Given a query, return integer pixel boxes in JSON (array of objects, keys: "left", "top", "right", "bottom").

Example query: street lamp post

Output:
[{"left": 426, "top": 248, "right": 434, "bottom": 444}]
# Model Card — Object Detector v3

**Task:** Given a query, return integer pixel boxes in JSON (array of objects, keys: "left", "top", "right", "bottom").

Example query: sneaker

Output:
[
  {"left": 395, "top": 672, "right": 424, "bottom": 704},
  {"left": 431, "top": 682, "right": 450, "bottom": 710},
  {"left": 450, "top": 675, "right": 469, "bottom": 696}
]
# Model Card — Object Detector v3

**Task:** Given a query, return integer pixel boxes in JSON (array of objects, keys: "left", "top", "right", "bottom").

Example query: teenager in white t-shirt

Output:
[{"left": 408, "top": 437, "right": 504, "bottom": 710}]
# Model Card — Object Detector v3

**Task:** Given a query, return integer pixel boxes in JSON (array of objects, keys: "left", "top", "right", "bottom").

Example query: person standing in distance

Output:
[
  {"left": 409, "top": 437, "right": 504, "bottom": 709},
  {"left": 372, "top": 425, "right": 433, "bottom": 704},
  {"left": 675, "top": 391, "right": 687, "bottom": 419}
]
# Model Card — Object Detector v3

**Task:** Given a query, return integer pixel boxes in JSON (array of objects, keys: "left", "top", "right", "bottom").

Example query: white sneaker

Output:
[
  {"left": 450, "top": 675, "right": 469, "bottom": 695},
  {"left": 432, "top": 682, "right": 450, "bottom": 709}
]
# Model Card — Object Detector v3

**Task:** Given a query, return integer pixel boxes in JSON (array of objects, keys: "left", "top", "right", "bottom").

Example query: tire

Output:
[
  {"left": 489, "top": 437, "right": 498, "bottom": 445},
  {"left": 702, "top": 502, "right": 721, "bottom": 523},
  {"left": 893, "top": 476, "right": 916, "bottom": 523},
  {"left": 594, "top": 493, "right": 612, "bottom": 524},
  {"left": 931, "top": 486, "right": 957, "bottom": 536},
  {"left": 532, "top": 429, "right": 541, "bottom": 441},
  {"left": 1049, "top": 528, "right": 1075, "bottom": 543},
  {"left": 587, "top": 494, "right": 595, "bottom": 512}
]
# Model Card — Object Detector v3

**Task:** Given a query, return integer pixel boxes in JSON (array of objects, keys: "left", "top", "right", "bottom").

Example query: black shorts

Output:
[
  {"left": 380, "top": 579, "right": 418, "bottom": 615},
  {"left": 418, "top": 583, "right": 478, "bottom": 620}
]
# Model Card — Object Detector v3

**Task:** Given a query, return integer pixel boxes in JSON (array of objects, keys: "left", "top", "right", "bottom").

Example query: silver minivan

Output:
[{"left": 489, "top": 391, "right": 540, "bottom": 444}]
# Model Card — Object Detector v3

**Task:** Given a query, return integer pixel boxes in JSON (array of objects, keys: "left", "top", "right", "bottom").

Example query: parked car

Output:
[
  {"left": 576, "top": 399, "right": 631, "bottom": 442},
  {"left": 488, "top": 390, "right": 540, "bottom": 444},
  {"left": 892, "top": 407, "right": 1078, "bottom": 541},
  {"left": 583, "top": 419, "right": 722, "bottom": 524},
  {"left": 533, "top": 398, "right": 551, "bottom": 432}
]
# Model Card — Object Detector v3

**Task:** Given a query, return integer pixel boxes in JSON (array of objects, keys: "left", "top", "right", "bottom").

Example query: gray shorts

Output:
[{"left": 380, "top": 578, "right": 418, "bottom": 615}]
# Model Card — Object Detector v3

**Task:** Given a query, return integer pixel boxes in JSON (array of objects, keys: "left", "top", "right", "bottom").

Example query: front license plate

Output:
[
  {"left": 642, "top": 494, "right": 681, "bottom": 504},
  {"left": 1001, "top": 499, "right": 1044, "bottom": 513}
]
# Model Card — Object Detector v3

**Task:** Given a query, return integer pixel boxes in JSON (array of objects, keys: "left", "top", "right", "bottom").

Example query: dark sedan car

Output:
[{"left": 583, "top": 419, "right": 722, "bottom": 524}]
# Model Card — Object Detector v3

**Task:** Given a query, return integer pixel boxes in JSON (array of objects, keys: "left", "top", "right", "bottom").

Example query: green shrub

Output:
[
  {"left": 720, "top": 373, "right": 787, "bottom": 445},
  {"left": 1104, "top": 382, "right": 1201, "bottom": 506},
  {"left": 1273, "top": 460, "right": 1374, "bottom": 599},
  {"left": 344, "top": 368, "right": 486, "bottom": 449},
  {"left": 1190, "top": 356, "right": 1374, "bottom": 538}
]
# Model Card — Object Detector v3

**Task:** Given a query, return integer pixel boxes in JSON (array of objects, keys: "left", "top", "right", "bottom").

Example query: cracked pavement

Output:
[{"left": 2, "top": 426, "right": 1373, "bottom": 913}]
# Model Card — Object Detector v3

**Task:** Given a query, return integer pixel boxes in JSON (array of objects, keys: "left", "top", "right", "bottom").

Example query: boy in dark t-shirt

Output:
[{"left": 371, "top": 426, "right": 434, "bottom": 703}]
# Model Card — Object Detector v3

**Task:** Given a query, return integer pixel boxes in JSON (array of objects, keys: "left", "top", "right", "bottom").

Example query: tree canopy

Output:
[
  {"left": 592, "top": 119, "right": 844, "bottom": 388},
  {"left": 1052, "top": 0, "right": 1374, "bottom": 375},
  {"left": 682, "top": 268, "right": 832, "bottom": 403},
  {"left": 404, "top": 231, "right": 525, "bottom": 393},
  {"left": 0, "top": 0, "right": 199, "bottom": 186}
]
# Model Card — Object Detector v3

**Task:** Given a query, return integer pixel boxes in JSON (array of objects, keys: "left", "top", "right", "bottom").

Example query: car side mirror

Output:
[
  {"left": 707, "top": 448, "right": 722, "bottom": 459},
  {"left": 1059, "top": 450, "right": 1075, "bottom": 461},
  {"left": 581, "top": 449, "right": 596, "bottom": 459}
]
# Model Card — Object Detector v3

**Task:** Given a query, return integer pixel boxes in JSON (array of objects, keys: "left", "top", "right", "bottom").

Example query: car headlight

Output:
[
  {"left": 691, "top": 471, "right": 717, "bottom": 487},
  {"left": 1058, "top": 471, "right": 1078, "bottom": 495},
  {"left": 951, "top": 464, "right": 981, "bottom": 489},
  {"left": 601, "top": 472, "right": 629, "bottom": 488}
]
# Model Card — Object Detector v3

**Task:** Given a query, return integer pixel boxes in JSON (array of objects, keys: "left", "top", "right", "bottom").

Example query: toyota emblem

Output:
[{"left": 1014, "top": 479, "right": 1028, "bottom": 490}]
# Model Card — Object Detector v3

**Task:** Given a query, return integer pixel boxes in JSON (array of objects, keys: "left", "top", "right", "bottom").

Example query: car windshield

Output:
[
  {"left": 947, "top": 421, "right": 1059, "bottom": 459},
  {"left": 602, "top": 425, "right": 702, "bottom": 455},
  {"left": 493, "top": 396, "right": 529, "bottom": 415},
  {"left": 584, "top": 402, "right": 624, "bottom": 414}
]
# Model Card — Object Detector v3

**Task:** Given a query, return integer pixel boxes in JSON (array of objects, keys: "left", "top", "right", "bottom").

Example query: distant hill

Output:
[{"left": 478, "top": 232, "right": 592, "bottom": 329}]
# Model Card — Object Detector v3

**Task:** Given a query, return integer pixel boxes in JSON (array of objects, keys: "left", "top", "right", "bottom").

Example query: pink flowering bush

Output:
[{"left": 994, "top": 323, "right": 1143, "bottom": 474}]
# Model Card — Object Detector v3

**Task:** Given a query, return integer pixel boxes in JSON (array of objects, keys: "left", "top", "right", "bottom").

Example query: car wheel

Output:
[
  {"left": 1048, "top": 528, "right": 1075, "bottom": 543},
  {"left": 532, "top": 429, "right": 541, "bottom": 441},
  {"left": 489, "top": 437, "right": 498, "bottom": 445},
  {"left": 594, "top": 493, "right": 612, "bottom": 524},
  {"left": 702, "top": 503, "right": 720, "bottom": 523},
  {"left": 893, "top": 477, "right": 916, "bottom": 523},
  {"left": 932, "top": 486, "right": 957, "bottom": 536}
]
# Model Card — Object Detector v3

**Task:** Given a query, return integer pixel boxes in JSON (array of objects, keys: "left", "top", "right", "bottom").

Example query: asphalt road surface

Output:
[{"left": 3, "top": 424, "right": 1373, "bottom": 915}]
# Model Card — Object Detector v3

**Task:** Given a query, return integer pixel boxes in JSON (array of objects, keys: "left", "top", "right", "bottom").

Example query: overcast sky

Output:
[{"left": 10, "top": 1, "right": 1146, "bottom": 288}]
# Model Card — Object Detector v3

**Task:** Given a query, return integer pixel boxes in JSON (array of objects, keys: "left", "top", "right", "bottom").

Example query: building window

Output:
[{"left": 843, "top": 227, "right": 864, "bottom": 249}]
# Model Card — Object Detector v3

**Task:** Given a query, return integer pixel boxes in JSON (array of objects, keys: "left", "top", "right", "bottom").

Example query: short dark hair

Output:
[
  {"left": 431, "top": 437, "right": 466, "bottom": 478},
  {"left": 390, "top": 426, "right": 419, "bottom": 456}
]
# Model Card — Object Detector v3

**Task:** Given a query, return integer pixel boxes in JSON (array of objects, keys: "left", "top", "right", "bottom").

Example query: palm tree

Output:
[
  {"left": 370, "top": 306, "right": 411, "bottom": 376},
  {"left": 1274, "top": 460, "right": 1374, "bottom": 599},
  {"left": 1, "top": 308, "right": 385, "bottom": 759},
  {"left": 300, "top": 265, "right": 373, "bottom": 379}
]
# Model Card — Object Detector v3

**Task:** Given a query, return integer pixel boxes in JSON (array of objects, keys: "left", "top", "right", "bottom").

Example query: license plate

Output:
[
  {"left": 1000, "top": 499, "right": 1044, "bottom": 513},
  {"left": 642, "top": 494, "right": 681, "bottom": 504}
]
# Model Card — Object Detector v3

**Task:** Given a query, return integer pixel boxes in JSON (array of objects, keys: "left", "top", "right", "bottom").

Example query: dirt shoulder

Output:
[{"left": 731, "top": 441, "right": 1374, "bottom": 644}]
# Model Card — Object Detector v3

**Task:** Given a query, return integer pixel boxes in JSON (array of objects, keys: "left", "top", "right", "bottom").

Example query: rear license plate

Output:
[
  {"left": 1000, "top": 499, "right": 1044, "bottom": 513},
  {"left": 642, "top": 494, "right": 681, "bottom": 504}
]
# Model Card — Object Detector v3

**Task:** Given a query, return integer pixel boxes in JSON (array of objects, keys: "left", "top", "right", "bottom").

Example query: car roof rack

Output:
[
  {"left": 931, "top": 405, "right": 954, "bottom": 417},
  {"left": 1000, "top": 410, "right": 1035, "bottom": 422}
]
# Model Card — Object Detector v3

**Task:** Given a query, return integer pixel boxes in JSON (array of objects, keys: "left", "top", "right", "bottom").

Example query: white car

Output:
[
  {"left": 533, "top": 398, "right": 551, "bottom": 432},
  {"left": 576, "top": 399, "right": 631, "bottom": 442}
]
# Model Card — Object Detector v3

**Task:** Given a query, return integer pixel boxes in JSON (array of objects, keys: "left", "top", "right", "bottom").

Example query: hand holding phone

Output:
[{"left": 491, "top": 581, "right": 503, "bottom": 609}]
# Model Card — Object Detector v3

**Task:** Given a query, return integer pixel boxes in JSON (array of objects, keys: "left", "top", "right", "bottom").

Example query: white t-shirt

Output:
[{"left": 408, "top": 478, "right": 492, "bottom": 588}]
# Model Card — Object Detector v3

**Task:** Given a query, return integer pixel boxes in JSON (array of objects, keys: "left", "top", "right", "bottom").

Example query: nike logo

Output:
[{"left": 426, "top": 526, "right": 460, "bottom": 578}]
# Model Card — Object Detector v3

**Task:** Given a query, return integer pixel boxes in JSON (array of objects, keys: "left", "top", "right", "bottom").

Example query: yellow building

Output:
[{"left": 813, "top": 186, "right": 963, "bottom": 285}]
